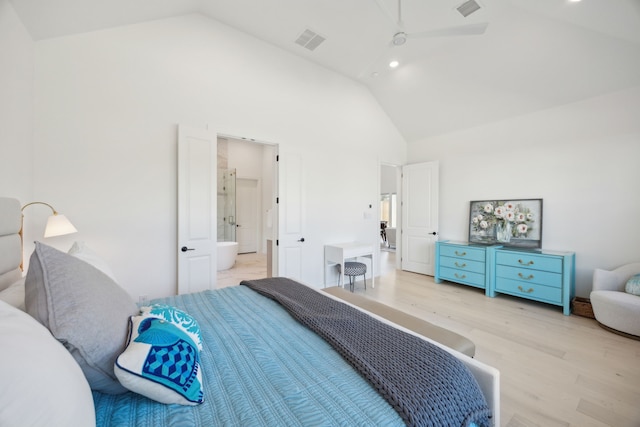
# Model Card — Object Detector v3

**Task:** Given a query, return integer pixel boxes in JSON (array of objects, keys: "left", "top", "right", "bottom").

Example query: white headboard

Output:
[{"left": 0, "top": 197, "right": 22, "bottom": 291}]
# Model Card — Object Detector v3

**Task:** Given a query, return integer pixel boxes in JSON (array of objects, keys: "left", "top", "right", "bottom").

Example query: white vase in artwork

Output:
[{"left": 496, "top": 221, "right": 512, "bottom": 243}]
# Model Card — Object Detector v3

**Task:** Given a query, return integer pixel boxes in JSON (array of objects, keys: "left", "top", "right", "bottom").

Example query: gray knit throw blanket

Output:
[{"left": 241, "top": 278, "right": 492, "bottom": 427}]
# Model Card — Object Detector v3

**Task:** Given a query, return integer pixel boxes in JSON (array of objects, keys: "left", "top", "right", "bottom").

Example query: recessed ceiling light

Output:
[{"left": 389, "top": 60, "right": 399, "bottom": 68}]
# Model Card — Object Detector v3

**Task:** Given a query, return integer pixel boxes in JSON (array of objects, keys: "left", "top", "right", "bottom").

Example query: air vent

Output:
[
  {"left": 456, "top": 0, "right": 481, "bottom": 18},
  {"left": 294, "top": 29, "right": 326, "bottom": 51}
]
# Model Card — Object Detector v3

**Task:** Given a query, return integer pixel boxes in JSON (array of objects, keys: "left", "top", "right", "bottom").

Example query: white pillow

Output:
[
  {"left": 115, "top": 314, "right": 204, "bottom": 405},
  {"left": 0, "top": 300, "right": 96, "bottom": 427},
  {"left": 68, "top": 241, "right": 118, "bottom": 282}
]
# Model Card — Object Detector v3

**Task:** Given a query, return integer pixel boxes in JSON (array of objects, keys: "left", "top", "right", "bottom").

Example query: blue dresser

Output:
[
  {"left": 490, "top": 248, "right": 575, "bottom": 315},
  {"left": 435, "top": 241, "right": 576, "bottom": 315},
  {"left": 434, "top": 241, "right": 494, "bottom": 296}
]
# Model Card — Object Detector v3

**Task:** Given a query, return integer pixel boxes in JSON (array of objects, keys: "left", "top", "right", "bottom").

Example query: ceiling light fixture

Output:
[
  {"left": 389, "top": 60, "right": 400, "bottom": 68},
  {"left": 392, "top": 32, "right": 407, "bottom": 46}
]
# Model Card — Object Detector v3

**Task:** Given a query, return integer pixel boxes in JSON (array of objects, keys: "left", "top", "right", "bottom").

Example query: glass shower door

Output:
[{"left": 217, "top": 168, "right": 236, "bottom": 242}]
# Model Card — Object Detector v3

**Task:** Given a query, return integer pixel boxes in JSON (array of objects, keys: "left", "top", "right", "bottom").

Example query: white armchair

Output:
[
  {"left": 590, "top": 262, "right": 640, "bottom": 338},
  {"left": 385, "top": 228, "right": 396, "bottom": 249}
]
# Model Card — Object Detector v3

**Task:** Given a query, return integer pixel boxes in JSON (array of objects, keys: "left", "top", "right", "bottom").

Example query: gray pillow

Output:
[{"left": 25, "top": 242, "right": 138, "bottom": 394}]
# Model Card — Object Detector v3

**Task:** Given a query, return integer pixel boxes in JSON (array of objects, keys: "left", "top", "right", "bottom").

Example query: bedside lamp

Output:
[{"left": 20, "top": 201, "right": 78, "bottom": 270}]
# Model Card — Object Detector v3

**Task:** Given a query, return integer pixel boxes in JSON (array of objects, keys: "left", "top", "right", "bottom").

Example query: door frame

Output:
[
  {"left": 379, "top": 162, "right": 403, "bottom": 271},
  {"left": 379, "top": 160, "right": 439, "bottom": 276},
  {"left": 178, "top": 124, "right": 280, "bottom": 293},
  {"left": 216, "top": 131, "right": 279, "bottom": 277}
]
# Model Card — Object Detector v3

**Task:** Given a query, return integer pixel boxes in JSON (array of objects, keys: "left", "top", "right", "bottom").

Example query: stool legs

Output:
[
  {"left": 347, "top": 274, "right": 366, "bottom": 292},
  {"left": 338, "top": 261, "right": 367, "bottom": 293}
]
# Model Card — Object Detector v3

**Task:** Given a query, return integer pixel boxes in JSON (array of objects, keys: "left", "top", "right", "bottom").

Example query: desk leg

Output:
[{"left": 371, "top": 254, "right": 375, "bottom": 288}]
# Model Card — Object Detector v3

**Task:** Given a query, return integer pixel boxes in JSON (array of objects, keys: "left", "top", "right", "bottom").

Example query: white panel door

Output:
[
  {"left": 177, "top": 125, "right": 217, "bottom": 294},
  {"left": 401, "top": 161, "right": 439, "bottom": 275},
  {"left": 236, "top": 178, "right": 258, "bottom": 254},
  {"left": 278, "top": 153, "right": 304, "bottom": 281}
]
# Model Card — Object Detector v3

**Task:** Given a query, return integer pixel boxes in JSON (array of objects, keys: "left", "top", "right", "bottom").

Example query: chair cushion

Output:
[
  {"left": 590, "top": 290, "right": 640, "bottom": 337},
  {"left": 342, "top": 262, "right": 367, "bottom": 276},
  {"left": 625, "top": 274, "right": 640, "bottom": 296}
]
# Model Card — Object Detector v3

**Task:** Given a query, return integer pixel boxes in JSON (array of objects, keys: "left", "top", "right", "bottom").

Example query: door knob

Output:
[
  {"left": 430, "top": 232, "right": 437, "bottom": 235},
  {"left": 297, "top": 237, "right": 305, "bottom": 242},
  {"left": 181, "top": 246, "right": 195, "bottom": 252}
]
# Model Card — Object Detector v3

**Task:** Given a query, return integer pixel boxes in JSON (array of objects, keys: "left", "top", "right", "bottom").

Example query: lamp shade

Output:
[{"left": 44, "top": 213, "right": 78, "bottom": 238}]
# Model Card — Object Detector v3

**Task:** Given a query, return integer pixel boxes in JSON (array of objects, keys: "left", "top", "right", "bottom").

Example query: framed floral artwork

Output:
[{"left": 468, "top": 199, "right": 543, "bottom": 248}]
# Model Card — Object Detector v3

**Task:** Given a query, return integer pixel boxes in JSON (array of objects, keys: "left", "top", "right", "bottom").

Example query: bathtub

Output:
[{"left": 217, "top": 241, "right": 238, "bottom": 271}]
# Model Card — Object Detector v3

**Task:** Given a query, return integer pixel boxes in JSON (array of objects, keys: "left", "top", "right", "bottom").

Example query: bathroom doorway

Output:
[{"left": 216, "top": 136, "right": 276, "bottom": 287}]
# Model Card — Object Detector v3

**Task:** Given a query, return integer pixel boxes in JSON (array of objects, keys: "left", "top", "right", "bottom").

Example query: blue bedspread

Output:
[
  {"left": 93, "top": 286, "right": 404, "bottom": 426},
  {"left": 242, "top": 278, "right": 490, "bottom": 427}
]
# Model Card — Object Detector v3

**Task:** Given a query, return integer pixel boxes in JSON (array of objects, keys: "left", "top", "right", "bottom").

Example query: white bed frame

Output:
[{"left": 0, "top": 196, "right": 500, "bottom": 426}]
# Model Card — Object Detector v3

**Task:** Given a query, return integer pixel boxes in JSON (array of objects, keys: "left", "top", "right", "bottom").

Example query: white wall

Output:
[
  {"left": 380, "top": 164, "right": 397, "bottom": 195},
  {"left": 0, "top": 0, "right": 33, "bottom": 201},
  {"left": 30, "top": 14, "right": 406, "bottom": 299},
  {"left": 409, "top": 86, "right": 640, "bottom": 297}
]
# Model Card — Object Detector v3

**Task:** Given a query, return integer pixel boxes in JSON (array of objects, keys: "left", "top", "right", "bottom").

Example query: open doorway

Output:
[
  {"left": 379, "top": 163, "right": 401, "bottom": 275},
  {"left": 380, "top": 164, "right": 399, "bottom": 252},
  {"left": 216, "top": 136, "right": 277, "bottom": 287}
]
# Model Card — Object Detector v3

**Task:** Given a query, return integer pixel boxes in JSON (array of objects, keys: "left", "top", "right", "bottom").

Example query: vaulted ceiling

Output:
[{"left": 9, "top": 0, "right": 640, "bottom": 142}]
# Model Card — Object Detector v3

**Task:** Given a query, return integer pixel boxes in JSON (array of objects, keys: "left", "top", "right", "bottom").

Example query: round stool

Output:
[{"left": 338, "top": 261, "right": 367, "bottom": 292}]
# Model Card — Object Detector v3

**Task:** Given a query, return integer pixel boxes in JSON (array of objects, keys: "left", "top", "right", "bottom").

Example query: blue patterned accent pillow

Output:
[
  {"left": 114, "top": 316, "right": 204, "bottom": 405},
  {"left": 140, "top": 304, "right": 203, "bottom": 350},
  {"left": 625, "top": 274, "right": 640, "bottom": 296}
]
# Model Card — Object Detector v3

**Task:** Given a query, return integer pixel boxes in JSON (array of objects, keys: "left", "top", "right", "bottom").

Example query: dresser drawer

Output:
[
  {"left": 439, "top": 256, "right": 485, "bottom": 274},
  {"left": 495, "top": 278, "right": 562, "bottom": 304},
  {"left": 439, "top": 267, "right": 485, "bottom": 288},
  {"left": 439, "top": 245, "right": 485, "bottom": 262},
  {"left": 495, "top": 251, "right": 562, "bottom": 273},
  {"left": 495, "top": 265, "right": 562, "bottom": 288}
]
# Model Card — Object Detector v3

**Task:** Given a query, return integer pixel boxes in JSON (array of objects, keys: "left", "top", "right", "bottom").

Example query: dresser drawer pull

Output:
[
  {"left": 518, "top": 273, "right": 534, "bottom": 280},
  {"left": 455, "top": 251, "right": 467, "bottom": 257},
  {"left": 454, "top": 262, "right": 467, "bottom": 268},
  {"left": 517, "top": 285, "right": 534, "bottom": 293},
  {"left": 518, "top": 259, "right": 534, "bottom": 266},
  {"left": 454, "top": 273, "right": 467, "bottom": 279}
]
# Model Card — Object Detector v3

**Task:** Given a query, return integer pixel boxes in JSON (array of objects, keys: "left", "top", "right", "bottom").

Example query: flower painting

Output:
[{"left": 468, "top": 199, "right": 542, "bottom": 248}]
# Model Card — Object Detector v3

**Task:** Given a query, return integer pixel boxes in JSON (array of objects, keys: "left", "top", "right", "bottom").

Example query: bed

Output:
[{"left": 0, "top": 197, "right": 500, "bottom": 426}]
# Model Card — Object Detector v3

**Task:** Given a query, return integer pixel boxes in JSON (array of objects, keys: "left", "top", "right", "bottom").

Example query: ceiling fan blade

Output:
[
  {"left": 376, "top": 0, "right": 398, "bottom": 28},
  {"left": 408, "top": 22, "right": 488, "bottom": 39},
  {"left": 374, "top": 0, "right": 404, "bottom": 31}
]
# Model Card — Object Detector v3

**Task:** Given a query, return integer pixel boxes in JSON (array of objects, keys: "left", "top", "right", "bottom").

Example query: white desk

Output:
[{"left": 324, "top": 242, "right": 375, "bottom": 288}]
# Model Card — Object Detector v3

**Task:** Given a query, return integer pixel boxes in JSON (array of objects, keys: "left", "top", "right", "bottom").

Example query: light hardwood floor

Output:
[{"left": 218, "top": 250, "right": 640, "bottom": 427}]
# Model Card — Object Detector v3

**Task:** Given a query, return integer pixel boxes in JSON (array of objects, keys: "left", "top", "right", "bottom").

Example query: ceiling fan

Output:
[
  {"left": 360, "top": 0, "right": 488, "bottom": 77},
  {"left": 375, "top": 0, "right": 488, "bottom": 47}
]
